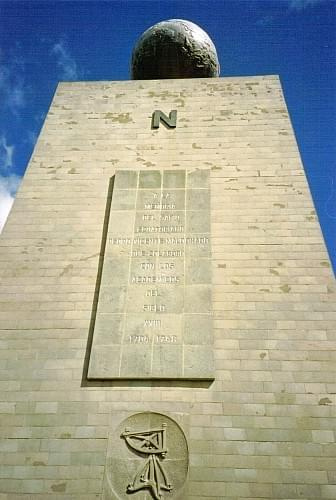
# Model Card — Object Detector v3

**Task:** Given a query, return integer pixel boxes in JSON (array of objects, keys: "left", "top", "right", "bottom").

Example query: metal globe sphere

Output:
[{"left": 131, "top": 19, "right": 220, "bottom": 80}]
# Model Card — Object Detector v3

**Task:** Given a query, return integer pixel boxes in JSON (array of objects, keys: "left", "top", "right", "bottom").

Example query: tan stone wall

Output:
[{"left": 0, "top": 76, "right": 335, "bottom": 498}]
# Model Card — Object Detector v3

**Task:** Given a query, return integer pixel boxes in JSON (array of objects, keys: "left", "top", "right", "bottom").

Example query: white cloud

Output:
[
  {"left": 257, "top": 0, "right": 324, "bottom": 25},
  {"left": 288, "top": 0, "right": 325, "bottom": 11},
  {"left": 0, "top": 56, "right": 25, "bottom": 115},
  {"left": 0, "top": 135, "right": 14, "bottom": 170},
  {"left": 0, "top": 174, "right": 21, "bottom": 232},
  {"left": 35, "top": 111, "right": 46, "bottom": 124},
  {"left": 0, "top": 188, "right": 14, "bottom": 232},
  {"left": 26, "top": 130, "right": 38, "bottom": 147},
  {"left": 256, "top": 15, "right": 275, "bottom": 27},
  {"left": 51, "top": 40, "right": 79, "bottom": 80},
  {"left": 325, "top": 176, "right": 336, "bottom": 219}
]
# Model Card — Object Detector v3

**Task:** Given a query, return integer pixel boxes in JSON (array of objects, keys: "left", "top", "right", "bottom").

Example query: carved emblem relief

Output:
[
  {"left": 103, "top": 412, "right": 189, "bottom": 500},
  {"left": 121, "top": 423, "right": 172, "bottom": 499}
]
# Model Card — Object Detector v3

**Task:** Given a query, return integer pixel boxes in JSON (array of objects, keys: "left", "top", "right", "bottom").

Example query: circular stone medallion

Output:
[{"left": 104, "top": 412, "right": 189, "bottom": 500}]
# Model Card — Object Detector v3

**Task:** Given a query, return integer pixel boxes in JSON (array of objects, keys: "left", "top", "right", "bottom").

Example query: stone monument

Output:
[{"left": 0, "top": 19, "right": 335, "bottom": 499}]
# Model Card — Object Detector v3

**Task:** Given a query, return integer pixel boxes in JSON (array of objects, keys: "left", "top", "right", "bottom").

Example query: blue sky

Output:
[{"left": 0, "top": 0, "right": 335, "bottom": 272}]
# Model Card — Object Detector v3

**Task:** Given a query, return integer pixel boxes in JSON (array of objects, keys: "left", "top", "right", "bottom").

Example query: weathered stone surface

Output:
[{"left": 0, "top": 76, "right": 335, "bottom": 497}]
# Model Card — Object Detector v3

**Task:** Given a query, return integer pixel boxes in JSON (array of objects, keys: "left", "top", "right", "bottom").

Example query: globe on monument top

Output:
[{"left": 131, "top": 19, "right": 220, "bottom": 80}]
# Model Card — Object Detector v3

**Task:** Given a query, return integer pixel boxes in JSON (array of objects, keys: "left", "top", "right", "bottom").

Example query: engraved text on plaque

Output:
[{"left": 88, "top": 169, "right": 213, "bottom": 379}]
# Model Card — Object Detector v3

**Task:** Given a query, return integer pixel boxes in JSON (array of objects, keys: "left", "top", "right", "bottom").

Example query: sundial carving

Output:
[
  {"left": 103, "top": 412, "right": 188, "bottom": 499},
  {"left": 121, "top": 423, "right": 172, "bottom": 499}
]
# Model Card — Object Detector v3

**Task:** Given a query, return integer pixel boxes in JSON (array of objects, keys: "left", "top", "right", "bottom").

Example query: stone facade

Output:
[{"left": 0, "top": 76, "right": 335, "bottom": 499}]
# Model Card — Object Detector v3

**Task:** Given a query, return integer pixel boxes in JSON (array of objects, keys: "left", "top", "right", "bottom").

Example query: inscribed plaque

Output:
[{"left": 88, "top": 169, "right": 214, "bottom": 379}]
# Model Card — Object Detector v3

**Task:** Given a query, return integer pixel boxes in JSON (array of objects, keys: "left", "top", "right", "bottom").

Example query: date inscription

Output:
[{"left": 129, "top": 335, "right": 178, "bottom": 344}]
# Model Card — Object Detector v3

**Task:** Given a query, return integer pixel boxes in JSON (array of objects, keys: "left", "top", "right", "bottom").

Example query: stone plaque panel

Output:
[{"left": 88, "top": 169, "right": 214, "bottom": 379}]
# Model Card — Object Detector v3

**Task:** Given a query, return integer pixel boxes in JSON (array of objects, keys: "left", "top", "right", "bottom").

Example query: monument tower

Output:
[{"left": 0, "top": 20, "right": 335, "bottom": 499}]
